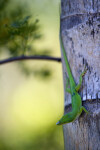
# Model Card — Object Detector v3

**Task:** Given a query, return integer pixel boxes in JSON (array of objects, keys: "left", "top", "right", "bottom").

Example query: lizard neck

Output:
[{"left": 60, "top": 36, "right": 76, "bottom": 86}]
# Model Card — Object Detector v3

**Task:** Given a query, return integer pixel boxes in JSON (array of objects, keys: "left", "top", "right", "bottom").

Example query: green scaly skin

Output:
[{"left": 56, "top": 35, "right": 89, "bottom": 125}]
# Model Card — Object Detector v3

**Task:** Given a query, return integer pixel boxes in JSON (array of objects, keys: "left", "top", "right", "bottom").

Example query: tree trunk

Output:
[{"left": 60, "top": 0, "right": 100, "bottom": 150}]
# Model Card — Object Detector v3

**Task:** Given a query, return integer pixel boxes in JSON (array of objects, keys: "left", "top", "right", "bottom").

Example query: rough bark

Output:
[{"left": 60, "top": 0, "right": 100, "bottom": 150}]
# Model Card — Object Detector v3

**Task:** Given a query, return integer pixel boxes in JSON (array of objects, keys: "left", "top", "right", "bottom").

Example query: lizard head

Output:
[{"left": 56, "top": 113, "right": 74, "bottom": 125}]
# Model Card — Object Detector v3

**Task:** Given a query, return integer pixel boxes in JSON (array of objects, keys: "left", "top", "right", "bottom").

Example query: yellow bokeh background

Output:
[{"left": 0, "top": 0, "right": 64, "bottom": 149}]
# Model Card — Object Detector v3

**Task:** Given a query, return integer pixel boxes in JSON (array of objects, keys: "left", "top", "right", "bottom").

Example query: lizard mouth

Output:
[{"left": 56, "top": 121, "right": 60, "bottom": 125}]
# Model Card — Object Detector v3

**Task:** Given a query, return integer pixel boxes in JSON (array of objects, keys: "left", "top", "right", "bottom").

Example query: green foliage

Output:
[
  {"left": 5, "top": 16, "right": 41, "bottom": 56},
  {"left": 0, "top": 0, "right": 52, "bottom": 78},
  {"left": 0, "top": 0, "right": 9, "bottom": 11},
  {"left": 21, "top": 64, "right": 52, "bottom": 79}
]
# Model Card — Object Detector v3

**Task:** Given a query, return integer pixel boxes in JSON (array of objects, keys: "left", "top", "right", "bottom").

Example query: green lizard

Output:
[{"left": 56, "top": 6, "right": 88, "bottom": 125}]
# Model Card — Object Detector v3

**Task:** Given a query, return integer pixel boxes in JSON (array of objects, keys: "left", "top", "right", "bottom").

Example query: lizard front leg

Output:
[
  {"left": 79, "top": 106, "right": 89, "bottom": 115},
  {"left": 81, "top": 106, "right": 89, "bottom": 114}
]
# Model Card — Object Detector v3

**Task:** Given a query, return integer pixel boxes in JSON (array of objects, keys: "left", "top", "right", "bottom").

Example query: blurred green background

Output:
[{"left": 0, "top": 0, "right": 64, "bottom": 149}]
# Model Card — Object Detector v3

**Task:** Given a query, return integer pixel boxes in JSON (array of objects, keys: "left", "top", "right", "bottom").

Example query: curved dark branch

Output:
[{"left": 0, "top": 55, "right": 61, "bottom": 65}]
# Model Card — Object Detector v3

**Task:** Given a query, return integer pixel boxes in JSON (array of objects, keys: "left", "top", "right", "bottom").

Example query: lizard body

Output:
[{"left": 56, "top": 6, "right": 88, "bottom": 125}]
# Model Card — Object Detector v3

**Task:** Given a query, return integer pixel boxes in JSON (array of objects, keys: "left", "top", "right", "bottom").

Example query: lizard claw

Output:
[{"left": 81, "top": 67, "right": 87, "bottom": 77}]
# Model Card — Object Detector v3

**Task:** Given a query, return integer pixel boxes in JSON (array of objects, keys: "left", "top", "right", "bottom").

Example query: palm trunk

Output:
[{"left": 60, "top": 0, "right": 100, "bottom": 149}]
